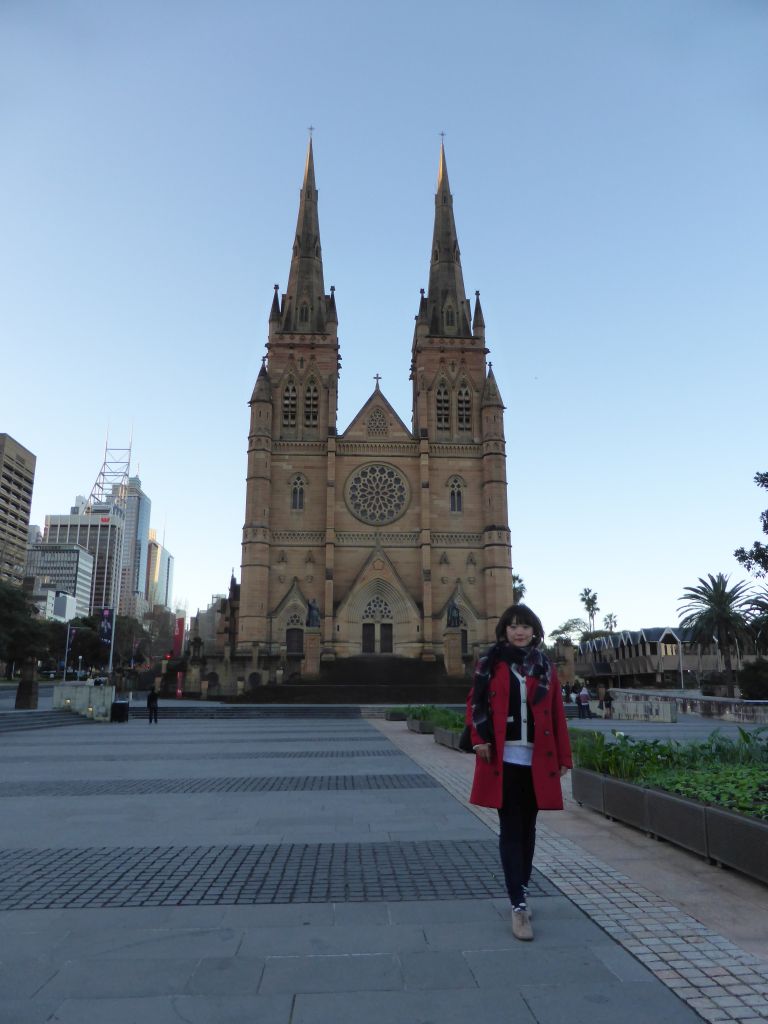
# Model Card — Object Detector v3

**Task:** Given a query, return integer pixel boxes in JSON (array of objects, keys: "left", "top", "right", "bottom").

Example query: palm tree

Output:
[
  {"left": 603, "top": 613, "right": 617, "bottom": 632},
  {"left": 748, "top": 587, "right": 768, "bottom": 654},
  {"left": 579, "top": 588, "right": 600, "bottom": 633},
  {"left": 511, "top": 574, "right": 526, "bottom": 604},
  {"left": 678, "top": 573, "right": 752, "bottom": 694}
]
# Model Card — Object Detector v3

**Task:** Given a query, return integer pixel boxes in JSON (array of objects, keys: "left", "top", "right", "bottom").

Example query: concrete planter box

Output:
[
  {"left": 646, "top": 789, "right": 708, "bottom": 857},
  {"left": 706, "top": 806, "right": 768, "bottom": 885},
  {"left": 406, "top": 718, "right": 434, "bottom": 734},
  {"left": 433, "top": 726, "right": 461, "bottom": 750},
  {"left": 384, "top": 711, "right": 407, "bottom": 721},
  {"left": 603, "top": 777, "right": 649, "bottom": 831},
  {"left": 573, "top": 768, "right": 768, "bottom": 885},
  {"left": 571, "top": 767, "right": 605, "bottom": 814}
]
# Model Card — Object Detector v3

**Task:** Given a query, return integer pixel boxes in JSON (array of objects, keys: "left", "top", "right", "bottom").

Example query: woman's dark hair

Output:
[{"left": 495, "top": 604, "right": 545, "bottom": 645}]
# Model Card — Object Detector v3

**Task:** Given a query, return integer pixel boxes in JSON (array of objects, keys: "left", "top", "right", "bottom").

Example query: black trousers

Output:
[
  {"left": 497, "top": 762, "right": 538, "bottom": 907},
  {"left": 148, "top": 708, "right": 158, "bottom": 723}
]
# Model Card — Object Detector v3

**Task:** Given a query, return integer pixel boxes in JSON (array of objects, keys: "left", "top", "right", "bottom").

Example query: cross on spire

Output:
[
  {"left": 308, "top": 124, "right": 315, "bottom": 137},
  {"left": 374, "top": 373, "right": 381, "bottom": 389}
]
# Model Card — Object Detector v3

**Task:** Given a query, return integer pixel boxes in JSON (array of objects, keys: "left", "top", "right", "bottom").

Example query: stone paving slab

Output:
[
  {"left": 377, "top": 719, "right": 768, "bottom": 1022},
  {"left": 3, "top": 714, "right": 764, "bottom": 1023}
]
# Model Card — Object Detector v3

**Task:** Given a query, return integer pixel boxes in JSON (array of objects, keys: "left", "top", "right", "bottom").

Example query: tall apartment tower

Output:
[
  {"left": 118, "top": 476, "right": 151, "bottom": 619},
  {"left": 236, "top": 142, "right": 512, "bottom": 678},
  {"left": 0, "top": 434, "right": 37, "bottom": 586}
]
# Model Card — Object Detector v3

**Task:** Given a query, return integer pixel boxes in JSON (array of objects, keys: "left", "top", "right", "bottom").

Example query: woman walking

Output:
[{"left": 466, "top": 604, "right": 571, "bottom": 941}]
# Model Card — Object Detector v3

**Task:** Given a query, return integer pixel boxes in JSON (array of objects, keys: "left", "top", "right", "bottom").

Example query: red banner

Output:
[{"left": 172, "top": 616, "right": 185, "bottom": 658}]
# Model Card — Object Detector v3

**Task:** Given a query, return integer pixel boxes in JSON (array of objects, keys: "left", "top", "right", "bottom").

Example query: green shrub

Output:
[{"left": 402, "top": 705, "right": 464, "bottom": 728}]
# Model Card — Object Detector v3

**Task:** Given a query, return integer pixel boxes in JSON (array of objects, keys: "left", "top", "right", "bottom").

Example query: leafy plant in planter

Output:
[{"left": 571, "top": 726, "right": 768, "bottom": 819}]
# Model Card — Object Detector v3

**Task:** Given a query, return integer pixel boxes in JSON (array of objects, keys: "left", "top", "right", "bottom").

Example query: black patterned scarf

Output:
[{"left": 470, "top": 642, "right": 551, "bottom": 744}]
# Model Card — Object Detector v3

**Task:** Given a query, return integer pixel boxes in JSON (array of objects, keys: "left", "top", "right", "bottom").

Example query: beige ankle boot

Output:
[{"left": 511, "top": 908, "right": 533, "bottom": 941}]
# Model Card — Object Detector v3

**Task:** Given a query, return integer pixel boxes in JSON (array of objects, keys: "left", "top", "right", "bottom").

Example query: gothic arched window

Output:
[
  {"left": 304, "top": 378, "right": 319, "bottom": 426},
  {"left": 299, "top": 303, "right": 309, "bottom": 324},
  {"left": 436, "top": 381, "right": 450, "bottom": 431},
  {"left": 448, "top": 475, "right": 465, "bottom": 513},
  {"left": 457, "top": 382, "right": 471, "bottom": 432},
  {"left": 290, "top": 474, "right": 306, "bottom": 510},
  {"left": 445, "top": 306, "right": 455, "bottom": 327},
  {"left": 282, "top": 378, "right": 297, "bottom": 427}
]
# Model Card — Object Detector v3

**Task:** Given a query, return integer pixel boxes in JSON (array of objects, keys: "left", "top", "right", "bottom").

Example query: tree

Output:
[
  {"left": 738, "top": 658, "right": 768, "bottom": 700},
  {"left": 0, "top": 581, "right": 41, "bottom": 676},
  {"left": 0, "top": 580, "right": 49, "bottom": 708},
  {"left": 579, "top": 588, "right": 600, "bottom": 634},
  {"left": 603, "top": 613, "right": 617, "bottom": 632},
  {"left": 748, "top": 587, "right": 768, "bottom": 654},
  {"left": 549, "top": 618, "right": 589, "bottom": 645},
  {"left": 511, "top": 574, "right": 526, "bottom": 604},
  {"left": 734, "top": 471, "right": 768, "bottom": 577},
  {"left": 678, "top": 573, "right": 752, "bottom": 695}
]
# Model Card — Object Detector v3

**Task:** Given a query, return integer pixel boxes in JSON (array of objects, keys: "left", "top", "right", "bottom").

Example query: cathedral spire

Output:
[
  {"left": 425, "top": 142, "right": 471, "bottom": 338},
  {"left": 280, "top": 137, "right": 328, "bottom": 333}
]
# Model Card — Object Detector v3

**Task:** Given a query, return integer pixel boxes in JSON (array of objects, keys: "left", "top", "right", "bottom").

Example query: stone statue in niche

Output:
[
  {"left": 305, "top": 598, "right": 321, "bottom": 628},
  {"left": 446, "top": 599, "right": 461, "bottom": 628}
]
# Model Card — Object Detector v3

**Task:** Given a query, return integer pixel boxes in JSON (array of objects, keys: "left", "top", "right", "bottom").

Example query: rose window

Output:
[{"left": 345, "top": 464, "right": 409, "bottom": 525}]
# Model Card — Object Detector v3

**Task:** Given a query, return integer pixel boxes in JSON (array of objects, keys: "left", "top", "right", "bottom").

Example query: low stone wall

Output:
[
  {"left": 676, "top": 695, "right": 768, "bottom": 723},
  {"left": 53, "top": 683, "right": 116, "bottom": 721},
  {"left": 609, "top": 693, "right": 677, "bottom": 722},
  {"left": 610, "top": 689, "right": 768, "bottom": 724}
]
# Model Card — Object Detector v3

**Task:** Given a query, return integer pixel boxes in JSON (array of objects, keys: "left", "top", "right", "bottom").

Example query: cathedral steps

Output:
[{"left": 0, "top": 710, "right": 94, "bottom": 733}]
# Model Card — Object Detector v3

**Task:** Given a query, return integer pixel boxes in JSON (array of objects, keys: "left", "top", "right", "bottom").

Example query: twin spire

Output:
[
  {"left": 273, "top": 139, "right": 336, "bottom": 334},
  {"left": 272, "top": 138, "right": 483, "bottom": 339}
]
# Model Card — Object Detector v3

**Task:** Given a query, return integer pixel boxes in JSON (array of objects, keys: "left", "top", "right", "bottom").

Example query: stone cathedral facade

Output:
[{"left": 235, "top": 141, "right": 512, "bottom": 682}]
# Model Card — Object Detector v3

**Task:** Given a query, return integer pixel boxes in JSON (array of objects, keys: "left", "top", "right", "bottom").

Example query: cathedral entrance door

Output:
[{"left": 361, "top": 621, "right": 393, "bottom": 654}]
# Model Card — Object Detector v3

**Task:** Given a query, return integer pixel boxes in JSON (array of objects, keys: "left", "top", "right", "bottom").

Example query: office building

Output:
[
  {"left": 0, "top": 434, "right": 36, "bottom": 587},
  {"left": 25, "top": 542, "right": 94, "bottom": 618},
  {"left": 45, "top": 497, "right": 125, "bottom": 614},
  {"left": 117, "top": 476, "right": 151, "bottom": 619},
  {"left": 146, "top": 529, "right": 174, "bottom": 610}
]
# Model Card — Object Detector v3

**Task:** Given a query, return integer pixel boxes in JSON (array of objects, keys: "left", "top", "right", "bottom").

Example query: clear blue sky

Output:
[{"left": 2, "top": 0, "right": 766, "bottom": 637}]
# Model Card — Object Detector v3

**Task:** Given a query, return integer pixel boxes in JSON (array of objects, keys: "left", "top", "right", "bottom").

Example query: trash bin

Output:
[{"left": 110, "top": 701, "right": 129, "bottom": 723}]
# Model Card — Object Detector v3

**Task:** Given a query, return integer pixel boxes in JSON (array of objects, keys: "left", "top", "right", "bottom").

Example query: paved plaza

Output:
[{"left": 0, "top": 706, "right": 767, "bottom": 1023}]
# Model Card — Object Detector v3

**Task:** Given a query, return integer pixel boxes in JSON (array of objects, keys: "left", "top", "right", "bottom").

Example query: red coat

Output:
[{"left": 467, "top": 661, "right": 572, "bottom": 811}]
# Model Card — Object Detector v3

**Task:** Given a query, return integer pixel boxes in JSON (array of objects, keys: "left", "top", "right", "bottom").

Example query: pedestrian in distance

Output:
[
  {"left": 147, "top": 689, "right": 159, "bottom": 725},
  {"left": 466, "top": 604, "right": 572, "bottom": 942},
  {"left": 577, "top": 684, "right": 591, "bottom": 719}
]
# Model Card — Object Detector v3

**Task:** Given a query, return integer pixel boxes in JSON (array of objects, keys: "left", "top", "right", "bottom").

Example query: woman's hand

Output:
[
  {"left": 473, "top": 743, "right": 493, "bottom": 763},
  {"left": 559, "top": 766, "right": 569, "bottom": 777}
]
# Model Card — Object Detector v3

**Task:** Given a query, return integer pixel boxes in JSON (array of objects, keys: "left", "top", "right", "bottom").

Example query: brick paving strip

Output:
[
  {"left": 374, "top": 719, "right": 768, "bottom": 1024},
  {"left": 0, "top": 839, "right": 557, "bottom": 910}
]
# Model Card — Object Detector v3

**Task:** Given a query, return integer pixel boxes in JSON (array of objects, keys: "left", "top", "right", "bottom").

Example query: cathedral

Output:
[{"left": 235, "top": 140, "right": 513, "bottom": 683}]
